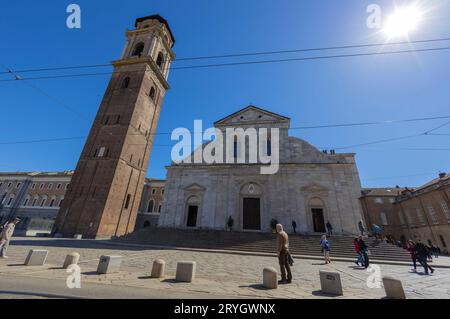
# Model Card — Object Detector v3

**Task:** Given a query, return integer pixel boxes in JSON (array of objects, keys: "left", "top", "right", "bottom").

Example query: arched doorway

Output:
[
  {"left": 309, "top": 198, "right": 326, "bottom": 233},
  {"left": 241, "top": 183, "right": 262, "bottom": 231}
]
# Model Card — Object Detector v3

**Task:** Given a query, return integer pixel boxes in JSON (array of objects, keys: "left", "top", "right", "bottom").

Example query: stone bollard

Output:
[
  {"left": 151, "top": 259, "right": 166, "bottom": 278},
  {"left": 97, "top": 255, "right": 122, "bottom": 274},
  {"left": 319, "top": 271, "right": 343, "bottom": 296},
  {"left": 263, "top": 267, "right": 278, "bottom": 289},
  {"left": 176, "top": 261, "right": 196, "bottom": 282},
  {"left": 24, "top": 250, "right": 49, "bottom": 266},
  {"left": 63, "top": 252, "right": 80, "bottom": 269},
  {"left": 382, "top": 276, "right": 406, "bottom": 299}
]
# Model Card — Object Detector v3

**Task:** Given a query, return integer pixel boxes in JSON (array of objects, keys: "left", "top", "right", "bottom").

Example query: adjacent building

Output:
[
  {"left": 135, "top": 178, "right": 166, "bottom": 230},
  {"left": 159, "top": 106, "right": 365, "bottom": 235},
  {"left": 0, "top": 171, "right": 73, "bottom": 235},
  {"left": 394, "top": 173, "right": 450, "bottom": 251}
]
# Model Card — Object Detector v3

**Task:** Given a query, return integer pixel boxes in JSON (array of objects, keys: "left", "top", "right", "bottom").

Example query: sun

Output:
[{"left": 383, "top": 5, "right": 424, "bottom": 39}]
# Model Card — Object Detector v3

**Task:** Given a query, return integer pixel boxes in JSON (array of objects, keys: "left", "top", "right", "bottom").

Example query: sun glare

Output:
[{"left": 383, "top": 5, "right": 424, "bottom": 39}]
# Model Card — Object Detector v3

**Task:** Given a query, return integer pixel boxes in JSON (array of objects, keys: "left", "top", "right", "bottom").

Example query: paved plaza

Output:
[{"left": 0, "top": 237, "right": 450, "bottom": 299}]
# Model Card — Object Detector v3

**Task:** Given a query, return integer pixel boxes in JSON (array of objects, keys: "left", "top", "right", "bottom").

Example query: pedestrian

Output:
[
  {"left": 326, "top": 221, "right": 333, "bottom": 236},
  {"left": 353, "top": 237, "right": 364, "bottom": 266},
  {"left": 358, "top": 235, "right": 370, "bottom": 268},
  {"left": 291, "top": 220, "right": 297, "bottom": 234},
  {"left": 276, "top": 224, "right": 292, "bottom": 284},
  {"left": 371, "top": 224, "right": 383, "bottom": 240},
  {"left": 0, "top": 218, "right": 21, "bottom": 259},
  {"left": 358, "top": 220, "right": 366, "bottom": 236},
  {"left": 320, "top": 235, "right": 331, "bottom": 264},
  {"left": 406, "top": 240, "right": 418, "bottom": 272},
  {"left": 416, "top": 240, "right": 435, "bottom": 275}
]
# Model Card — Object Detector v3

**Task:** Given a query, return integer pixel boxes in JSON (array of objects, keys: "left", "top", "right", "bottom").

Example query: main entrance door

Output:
[
  {"left": 312, "top": 208, "right": 325, "bottom": 232},
  {"left": 186, "top": 205, "right": 198, "bottom": 227},
  {"left": 243, "top": 198, "right": 261, "bottom": 230}
]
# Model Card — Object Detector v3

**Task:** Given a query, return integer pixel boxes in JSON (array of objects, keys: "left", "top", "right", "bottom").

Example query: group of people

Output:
[
  {"left": 406, "top": 240, "right": 435, "bottom": 275},
  {"left": 353, "top": 236, "right": 370, "bottom": 268}
]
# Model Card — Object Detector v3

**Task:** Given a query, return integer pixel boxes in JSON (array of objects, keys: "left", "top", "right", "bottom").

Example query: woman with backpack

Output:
[{"left": 320, "top": 235, "right": 331, "bottom": 264}]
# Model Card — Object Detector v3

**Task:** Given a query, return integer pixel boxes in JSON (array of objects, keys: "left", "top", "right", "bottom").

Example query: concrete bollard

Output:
[
  {"left": 382, "top": 276, "right": 406, "bottom": 299},
  {"left": 151, "top": 259, "right": 166, "bottom": 278},
  {"left": 319, "top": 271, "right": 343, "bottom": 296},
  {"left": 63, "top": 252, "right": 80, "bottom": 269},
  {"left": 24, "top": 250, "right": 49, "bottom": 266},
  {"left": 176, "top": 261, "right": 196, "bottom": 282},
  {"left": 73, "top": 234, "right": 82, "bottom": 240},
  {"left": 263, "top": 267, "right": 278, "bottom": 289},
  {"left": 97, "top": 255, "right": 122, "bottom": 274}
]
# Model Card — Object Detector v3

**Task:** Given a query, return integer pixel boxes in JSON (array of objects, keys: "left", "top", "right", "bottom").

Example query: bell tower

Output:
[{"left": 54, "top": 15, "right": 175, "bottom": 239}]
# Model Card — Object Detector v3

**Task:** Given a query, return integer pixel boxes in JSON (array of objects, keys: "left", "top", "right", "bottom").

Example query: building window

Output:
[
  {"left": 49, "top": 199, "right": 55, "bottom": 207},
  {"left": 56, "top": 183, "right": 62, "bottom": 190},
  {"left": 156, "top": 52, "right": 164, "bottom": 69},
  {"left": 31, "top": 183, "right": 36, "bottom": 189},
  {"left": 416, "top": 208, "right": 427, "bottom": 225},
  {"left": 40, "top": 198, "right": 46, "bottom": 207},
  {"left": 124, "top": 194, "right": 131, "bottom": 209},
  {"left": 66, "top": 183, "right": 70, "bottom": 190},
  {"left": 16, "top": 182, "right": 21, "bottom": 188},
  {"left": 152, "top": 189, "right": 156, "bottom": 194},
  {"left": 98, "top": 147, "right": 106, "bottom": 158},
  {"left": 161, "top": 189, "right": 165, "bottom": 195},
  {"left": 399, "top": 211, "right": 406, "bottom": 225},
  {"left": 23, "top": 197, "right": 29, "bottom": 206},
  {"left": 7, "top": 182, "right": 12, "bottom": 188},
  {"left": 374, "top": 197, "right": 383, "bottom": 204},
  {"left": 147, "top": 200, "right": 154, "bottom": 213},
  {"left": 39, "top": 183, "right": 45, "bottom": 189},
  {"left": 32, "top": 197, "right": 38, "bottom": 207},
  {"left": 380, "top": 212, "right": 388, "bottom": 226},
  {"left": 389, "top": 198, "right": 395, "bottom": 203},
  {"left": 6, "top": 196, "right": 14, "bottom": 206},
  {"left": 132, "top": 42, "right": 145, "bottom": 57},
  {"left": 47, "top": 183, "right": 53, "bottom": 190},
  {"left": 427, "top": 205, "right": 439, "bottom": 224},
  {"left": 158, "top": 204, "right": 162, "bottom": 213},
  {"left": 58, "top": 198, "right": 64, "bottom": 207},
  {"left": 149, "top": 86, "right": 156, "bottom": 101},
  {"left": 441, "top": 201, "right": 450, "bottom": 223},
  {"left": 121, "top": 77, "right": 130, "bottom": 89},
  {"left": 267, "top": 138, "right": 272, "bottom": 156},
  {"left": 233, "top": 136, "right": 238, "bottom": 158}
]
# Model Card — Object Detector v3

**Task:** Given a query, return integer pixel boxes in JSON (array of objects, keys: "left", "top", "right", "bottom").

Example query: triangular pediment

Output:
[
  {"left": 184, "top": 183, "right": 206, "bottom": 191},
  {"left": 214, "top": 105, "right": 290, "bottom": 127}
]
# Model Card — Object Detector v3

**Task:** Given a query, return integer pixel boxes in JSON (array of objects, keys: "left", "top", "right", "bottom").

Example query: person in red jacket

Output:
[{"left": 354, "top": 237, "right": 364, "bottom": 266}]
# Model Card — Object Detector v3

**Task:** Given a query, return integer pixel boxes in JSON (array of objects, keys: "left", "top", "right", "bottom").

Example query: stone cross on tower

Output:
[{"left": 54, "top": 15, "right": 175, "bottom": 239}]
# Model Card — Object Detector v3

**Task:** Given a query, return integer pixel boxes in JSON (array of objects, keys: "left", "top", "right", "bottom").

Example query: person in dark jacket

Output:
[
  {"left": 407, "top": 240, "right": 418, "bottom": 272},
  {"left": 291, "top": 220, "right": 297, "bottom": 234},
  {"left": 326, "top": 221, "right": 333, "bottom": 236},
  {"left": 353, "top": 237, "right": 364, "bottom": 266},
  {"left": 416, "top": 240, "right": 435, "bottom": 275},
  {"left": 357, "top": 236, "right": 369, "bottom": 268}
]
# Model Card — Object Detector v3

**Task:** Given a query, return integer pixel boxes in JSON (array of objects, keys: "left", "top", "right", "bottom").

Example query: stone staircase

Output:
[{"left": 116, "top": 227, "right": 412, "bottom": 262}]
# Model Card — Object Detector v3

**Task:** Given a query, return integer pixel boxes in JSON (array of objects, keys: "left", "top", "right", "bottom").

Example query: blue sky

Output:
[{"left": 0, "top": 0, "right": 449, "bottom": 187}]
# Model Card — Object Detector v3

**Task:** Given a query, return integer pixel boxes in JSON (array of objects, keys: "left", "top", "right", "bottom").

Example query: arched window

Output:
[
  {"left": 147, "top": 199, "right": 154, "bottom": 213},
  {"left": 380, "top": 212, "right": 388, "bottom": 226},
  {"left": 149, "top": 86, "right": 156, "bottom": 101},
  {"left": 121, "top": 77, "right": 130, "bottom": 89},
  {"left": 156, "top": 52, "right": 164, "bottom": 69},
  {"left": 158, "top": 205, "right": 162, "bottom": 213},
  {"left": 132, "top": 42, "right": 145, "bottom": 57}
]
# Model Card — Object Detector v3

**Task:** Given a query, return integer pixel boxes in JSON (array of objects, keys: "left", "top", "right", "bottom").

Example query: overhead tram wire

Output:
[
  {"left": 2, "top": 45, "right": 450, "bottom": 82},
  {"left": 2, "top": 36, "right": 450, "bottom": 75},
  {"left": 2, "top": 114, "right": 450, "bottom": 146}
]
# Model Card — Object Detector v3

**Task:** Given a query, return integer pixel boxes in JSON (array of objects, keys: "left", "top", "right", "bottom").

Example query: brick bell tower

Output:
[{"left": 54, "top": 15, "right": 175, "bottom": 239}]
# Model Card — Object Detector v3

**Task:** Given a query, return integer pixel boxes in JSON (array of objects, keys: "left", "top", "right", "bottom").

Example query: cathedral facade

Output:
[{"left": 159, "top": 106, "right": 364, "bottom": 235}]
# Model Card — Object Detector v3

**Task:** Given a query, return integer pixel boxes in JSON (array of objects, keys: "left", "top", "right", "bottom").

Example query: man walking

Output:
[
  {"left": 326, "top": 221, "right": 333, "bottom": 236},
  {"left": 358, "top": 235, "right": 369, "bottom": 268},
  {"left": 291, "top": 220, "right": 297, "bottom": 234},
  {"left": 358, "top": 220, "right": 366, "bottom": 236},
  {"left": 276, "top": 224, "right": 292, "bottom": 284},
  {"left": 416, "top": 240, "right": 435, "bottom": 275},
  {"left": 0, "top": 218, "right": 21, "bottom": 259}
]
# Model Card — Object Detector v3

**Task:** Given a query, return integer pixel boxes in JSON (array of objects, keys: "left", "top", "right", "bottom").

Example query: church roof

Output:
[
  {"left": 135, "top": 14, "right": 175, "bottom": 45},
  {"left": 214, "top": 105, "right": 290, "bottom": 126}
]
